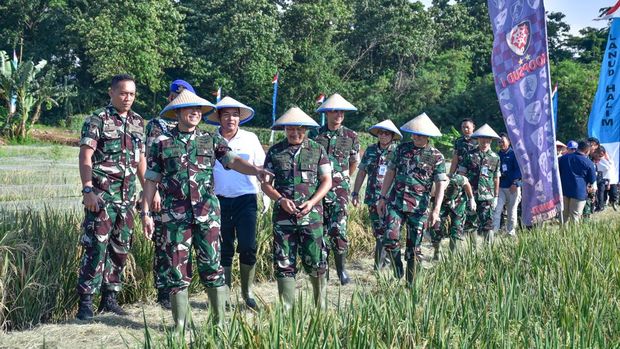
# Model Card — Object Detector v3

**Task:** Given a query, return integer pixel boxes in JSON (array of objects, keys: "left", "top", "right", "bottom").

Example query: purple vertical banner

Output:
[{"left": 487, "top": 0, "right": 562, "bottom": 225}]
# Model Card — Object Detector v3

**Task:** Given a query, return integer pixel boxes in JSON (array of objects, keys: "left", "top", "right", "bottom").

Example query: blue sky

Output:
[{"left": 419, "top": 0, "right": 611, "bottom": 35}]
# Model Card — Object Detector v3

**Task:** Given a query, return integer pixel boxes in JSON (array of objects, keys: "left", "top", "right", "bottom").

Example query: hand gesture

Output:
[
  {"left": 83, "top": 192, "right": 101, "bottom": 212},
  {"left": 143, "top": 215, "right": 154, "bottom": 240}
]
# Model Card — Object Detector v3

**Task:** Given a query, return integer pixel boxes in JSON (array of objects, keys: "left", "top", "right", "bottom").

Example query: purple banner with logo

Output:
[{"left": 487, "top": 0, "right": 562, "bottom": 225}]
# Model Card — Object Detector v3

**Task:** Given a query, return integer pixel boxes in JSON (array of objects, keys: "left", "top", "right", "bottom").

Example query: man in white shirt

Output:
[{"left": 207, "top": 96, "right": 265, "bottom": 310}]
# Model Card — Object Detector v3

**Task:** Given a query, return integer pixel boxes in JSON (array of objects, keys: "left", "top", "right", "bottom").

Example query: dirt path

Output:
[{"left": 0, "top": 244, "right": 442, "bottom": 349}]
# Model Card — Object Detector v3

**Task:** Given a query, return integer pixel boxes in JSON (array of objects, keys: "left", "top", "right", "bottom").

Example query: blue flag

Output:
[
  {"left": 488, "top": 0, "right": 563, "bottom": 225},
  {"left": 588, "top": 19, "right": 620, "bottom": 184}
]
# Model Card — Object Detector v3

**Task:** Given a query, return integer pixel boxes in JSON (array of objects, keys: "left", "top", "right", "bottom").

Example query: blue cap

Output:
[
  {"left": 170, "top": 79, "right": 195, "bottom": 94},
  {"left": 567, "top": 140, "right": 578, "bottom": 150}
]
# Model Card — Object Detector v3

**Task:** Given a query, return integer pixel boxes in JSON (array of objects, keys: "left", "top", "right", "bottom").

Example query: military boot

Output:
[
  {"left": 76, "top": 294, "right": 94, "bottom": 321},
  {"left": 309, "top": 274, "right": 327, "bottom": 310},
  {"left": 432, "top": 241, "right": 442, "bottom": 261},
  {"left": 389, "top": 249, "right": 404, "bottom": 279},
  {"left": 374, "top": 239, "right": 387, "bottom": 270},
  {"left": 276, "top": 277, "right": 296, "bottom": 311},
  {"left": 156, "top": 288, "right": 171, "bottom": 310},
  {"left": 406, "top": 259, "right": 417, "bottom": 286},
  {"left": 334, "top": 253, "right": 351, "bottom": 285},
  {"left": 207, "top": 285, "right": 229, "bottom": 327},
  {"left": 170, "top": 289, "right": 190, "bottom": 333},
  {"left": 223, "top": 266, "right": 233, "bottom": 309},
  {"left": 98, "top": 290, "right": 128, "bottom": 316},
  {"left": 240, "top": 263, "right": 257, "bottom": 310}
]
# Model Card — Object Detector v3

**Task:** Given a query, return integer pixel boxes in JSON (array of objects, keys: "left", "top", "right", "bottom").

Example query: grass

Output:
[
  {"left": 1, "top": 144, "right": 619, "bottom": 347},
  {"left": 142, "top": 220, "right": 620, "bottom": 348}
]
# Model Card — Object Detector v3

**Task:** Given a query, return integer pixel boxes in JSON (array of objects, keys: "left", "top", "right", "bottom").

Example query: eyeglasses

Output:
[{"left": 377, "top": 130, "right": 392, "bottom": 136}]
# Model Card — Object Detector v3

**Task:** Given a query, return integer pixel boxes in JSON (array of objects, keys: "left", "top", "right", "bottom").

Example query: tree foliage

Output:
[{"left": 0, "top": 0, "right": 608, "bottom": 142}]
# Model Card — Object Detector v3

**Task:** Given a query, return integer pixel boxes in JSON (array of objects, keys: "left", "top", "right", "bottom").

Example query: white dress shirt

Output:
[{"left": 214, "top": 128, "right": 266, "bottom": 197}]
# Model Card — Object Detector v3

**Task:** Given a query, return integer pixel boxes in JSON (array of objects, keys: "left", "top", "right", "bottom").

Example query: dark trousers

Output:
[
  {"left": 596, "top": 178, "right": 608, "bottom": 211},
  {"left": 218, "top": 194, "right": 258, "bottom": 267}
]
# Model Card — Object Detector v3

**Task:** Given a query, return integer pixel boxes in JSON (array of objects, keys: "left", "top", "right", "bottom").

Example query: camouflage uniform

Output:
[
  {"left": 264, "top": 138, "right": 331, "bottom": 278},
  {"left": 358, "top": 142, "right": 398, "bottom": 238},
  {"left": 431, "top": 173, "right": 468, "bottom": 242},
  {"left": 309, "top": 125, "right": 360, "bottom": 254},
  {"left": 453, "top": 136, "right": 478, "bottom": 234},
  {"left": 77, "top": 105, "right": 145, "bottom": 295},
  {"left": 145, "top": 118, "right": 177, "bottom": 291},
  {"left": 145, "top": 127, "right": 237, "bottom": 293},
  {"left": 458, "top": 148, "right": 500, "bottom": 234},
  {"left": 383, "top": 142, "right": 448, "bottom": 261}
]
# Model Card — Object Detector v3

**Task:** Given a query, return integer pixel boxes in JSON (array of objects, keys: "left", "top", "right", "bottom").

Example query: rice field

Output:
[{"left": 0, "top": 144, "right": 619, "bottom": 348}]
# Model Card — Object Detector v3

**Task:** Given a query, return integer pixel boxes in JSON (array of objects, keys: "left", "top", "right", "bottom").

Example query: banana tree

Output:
[{"left": 0, "top": 50, "right": 73, "bottom": 139}]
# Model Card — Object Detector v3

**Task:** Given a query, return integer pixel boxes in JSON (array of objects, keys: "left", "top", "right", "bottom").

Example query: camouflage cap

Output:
[
  {"left": 315, "top": 93, "right": 358, "bottom": 113},
  {"left": 368, "top": 119, "right": 403, "bottom": 140},
  {"left": 272, "top": 107, "right": 319, "bottom": 130},
  {"left": 471, "top": 123, "right": 500, "bottom": 139},
  {"left": 160, "top": 89, "right": 216, "bottom": 120},
  {"left": 400, "top": 112, "right": 442, "bottom": 137},
  {"left": 205, "top": 96, "right": 255, "bottom": 125}
]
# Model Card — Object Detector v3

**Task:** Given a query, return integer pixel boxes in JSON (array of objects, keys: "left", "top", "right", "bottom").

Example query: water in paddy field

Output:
[{"left": 0, "top": 145, "right": 83, "bottom": 211}]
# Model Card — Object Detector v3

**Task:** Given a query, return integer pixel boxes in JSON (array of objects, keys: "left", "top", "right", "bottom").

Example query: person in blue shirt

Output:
[
  {"left": 492, "top": 133, "right": 522, "bottom": 236},
  {"left": 558, "top": 140, "right": 597, "bottom": 224}
]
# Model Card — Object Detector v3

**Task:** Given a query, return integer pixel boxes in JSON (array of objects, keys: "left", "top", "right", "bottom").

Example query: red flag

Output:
[
  {"left": 316, "top": 93, "right": 325, "bottom": 105},
  {"left": 272, "top": 72, "right": 279, "bottom": 84}
]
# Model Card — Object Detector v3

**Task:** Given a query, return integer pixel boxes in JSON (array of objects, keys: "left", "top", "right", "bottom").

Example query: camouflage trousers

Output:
[
  {"left": 152, "top": 213, "right": 170, "bottom": 291},
  {"left": 323, "top": 188, "right": 349, "bottom": 254},
  {"left": 77, "top": 203, "right": 134, "bottom": 295},
  {"left": 583, "top": 192, "right": 596, "bottom": 219},
  {"left": 165, "top": 218, "right": 225, "bottom": 294},
  {"left": 476, "top": 199, "right": 494, "bottom": 233},
  {"left": 273, "top": 220, "right": 328, "bottom": 278},
  {"left": 464, "top": 209, "right": 478, "bottom": 235},
  {"left": 431, "top": 202, "right": 466, "bottom": 243},
  {"left": 368, "top": 204, "right": 385, "bottom": 239},
  {"left": 383, "top": 206, "right": 427, "bottom": 261}
]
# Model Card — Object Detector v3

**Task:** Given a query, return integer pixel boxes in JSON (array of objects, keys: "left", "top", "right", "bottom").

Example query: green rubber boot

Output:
[
  {"left": 240, "top": 263, "right": 257, "bottom": 310},
  {"left": 406, "top": 259, "right": 416, "bottom": 286},
  {"left": 276, "top": 277, "right": 296, "bottom": 311},
  {"left": 309, "top": 275, "right": 327, "bottom": 310},
  {"left": 207, "top": 285, "right": 229, "bottom": 327},
  {"left": 170, "top": 289, "right": 190, "bottom": 334}
]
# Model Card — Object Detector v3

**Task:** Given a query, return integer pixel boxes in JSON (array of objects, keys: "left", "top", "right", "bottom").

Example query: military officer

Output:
[
  {"left": 310, "top": 93, "right": 360, "bottom": 285},
  {"left": 141, "top": 90, "right": 271, "bottom": 330},
  {"left": 76, "top": 74, "right": 145, "bottom": 320},
  {"left": 377, "top": 113, "right": 448, "bottom": 284},
  {"left": 144, "top": 79, "right": 195, "bottom": 310},
  {"left": 431, "top": 173, "right": 476, "bottom": 258},
  {"left": 351, "top": 119, "right": 402, "bottom": 270},
  {"left": 261, "top": 107, "right": 332, "bottom": 310},
  {"left": 450, "top": 118, "right": 478, "bottom": 234},
  {"left": 457, "top": 124, "right": 501, "bottom": 244}
]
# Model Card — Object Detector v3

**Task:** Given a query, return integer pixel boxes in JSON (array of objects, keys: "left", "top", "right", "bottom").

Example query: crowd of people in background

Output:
[{"left": 557, "top": 137, "right": 617, "bottom": 223}]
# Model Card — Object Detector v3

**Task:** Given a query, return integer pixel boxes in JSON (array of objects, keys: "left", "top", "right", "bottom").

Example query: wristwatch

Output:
[
  {"left": 140, "top": 211, "right": 151, "bottom": 218},
  {"left": 82, "top": 186, "right": 94, "bottom": 194},
  {"left": 351, "top": 191, "right": 359, "bottom": 197}
]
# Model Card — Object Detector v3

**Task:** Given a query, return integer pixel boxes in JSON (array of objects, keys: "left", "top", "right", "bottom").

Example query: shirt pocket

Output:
[
  {"left": 299, "top": 162, "right": 318, "bottom": 183},
  {"left": 334, "top": 137, "right": 353, "bottom": 159},
  {"left": 196, "top": 147, "right": 214, "bottom": 170}
]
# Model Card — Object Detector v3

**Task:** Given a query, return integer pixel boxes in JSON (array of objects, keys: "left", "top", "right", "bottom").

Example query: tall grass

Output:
[
  {"left": 143, "top": 221, "right": 620, "bottom": 348},
  {"left": 0, "top": 202, "right": 375, "bottom": 331}
]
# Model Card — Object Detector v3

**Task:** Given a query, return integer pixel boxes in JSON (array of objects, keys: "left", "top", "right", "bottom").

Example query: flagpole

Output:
[{"left": 269, "top": 71, "right": 279, "bottom": 146}]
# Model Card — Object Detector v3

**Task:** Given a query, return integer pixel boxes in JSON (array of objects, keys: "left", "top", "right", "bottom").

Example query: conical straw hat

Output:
[
  {"left": 555, "top": 140, "right": 566, "bottom": 147},
  {"left": 368, "top": 119, "right": 403, "bottom": 140},
  {"left": 272, "top": 107, "right": 320, "bottom": 130},
  {"left": 160, "top": 89, "right": 215, "bottom": 120},
  {"left": 315, "top": 93, "right": 357, "bottom": 113},
  {"left": 399, "top": 113, "right": 442, "bottom": 137},
  {"left": 471, "top": 123, "right": 500, "bottom": 139},
  {"left": 206, "top": 96, "right": 255, "bottom": 125}
]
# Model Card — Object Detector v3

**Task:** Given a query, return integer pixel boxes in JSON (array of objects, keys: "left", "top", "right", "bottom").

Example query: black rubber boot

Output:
[
  {"left": 98, "top": 290, "right": 128, "bottom": 316},
  {"left": 334, "top": 253, "right": 351, "bottom": 285},
  {"left": 389, "top": 249, "right": 404, "bottom": 279},
  {"left": 156, "top": 288, "right": 171, "bottom": 310},
  {"left": 406, "top": 259, "right": 416, "bottom": 285},
  {"left": 76, "top": 294, "right": 94, "bottom": 320}
]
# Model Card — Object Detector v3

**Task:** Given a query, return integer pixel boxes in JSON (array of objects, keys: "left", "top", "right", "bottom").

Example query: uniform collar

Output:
[{"left": 106, "top": 104, "right": 133, "bottom": 118}]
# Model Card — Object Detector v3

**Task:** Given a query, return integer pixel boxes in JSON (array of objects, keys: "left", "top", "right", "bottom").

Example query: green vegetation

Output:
[
  {"left": 0, "top": 0, "right": 607, "bottom": 141},
  {"left": 146, "top": 220, "right": 619, "bottom": 348}
]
